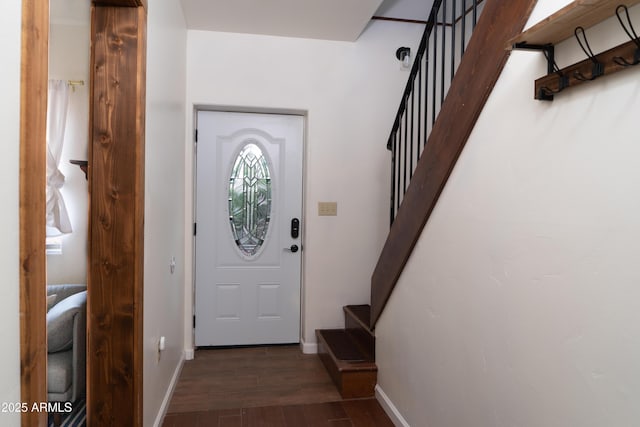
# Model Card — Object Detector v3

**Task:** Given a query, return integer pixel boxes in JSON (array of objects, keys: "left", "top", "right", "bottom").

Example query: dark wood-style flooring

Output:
[{"left": 163, "top": 345, "right": 393, "bottom": 426}]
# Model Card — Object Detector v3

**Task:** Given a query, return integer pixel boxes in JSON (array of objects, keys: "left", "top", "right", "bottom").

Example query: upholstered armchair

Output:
[{"left": 46, "top": 284, "right": 87, "bottom": 403}]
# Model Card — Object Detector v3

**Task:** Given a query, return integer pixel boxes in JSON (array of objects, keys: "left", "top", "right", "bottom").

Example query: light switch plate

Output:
[{"left": 318, "top": 202, "right": 338, "bottom": 216}]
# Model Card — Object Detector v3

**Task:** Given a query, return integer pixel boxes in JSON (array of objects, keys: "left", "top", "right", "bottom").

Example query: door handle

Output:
[{"left": 284, "top": 244, "right": 299, "bottom": 253}]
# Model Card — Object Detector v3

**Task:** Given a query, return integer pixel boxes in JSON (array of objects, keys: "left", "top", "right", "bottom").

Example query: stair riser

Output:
[{"left": 339, "top": 370, "right": 377, "bottom": 399}]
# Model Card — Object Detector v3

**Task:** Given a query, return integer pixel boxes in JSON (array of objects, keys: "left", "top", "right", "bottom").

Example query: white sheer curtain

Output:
[{"left": 46, "top": 80, "right": 72, "bottom": 236}]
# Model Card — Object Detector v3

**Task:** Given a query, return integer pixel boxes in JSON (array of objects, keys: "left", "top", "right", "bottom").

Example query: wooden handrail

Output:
[{"left": 370, "top": 0, "right": 538, "bottom": 328}]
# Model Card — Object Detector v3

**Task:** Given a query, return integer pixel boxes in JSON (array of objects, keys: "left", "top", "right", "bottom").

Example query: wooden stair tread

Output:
[{"left": 316, "top": 329, "right": 375, "bottom": 366}]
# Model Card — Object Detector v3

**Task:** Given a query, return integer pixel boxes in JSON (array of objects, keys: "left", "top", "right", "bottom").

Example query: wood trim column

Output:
[
  {"left": 370, "top": 0, "right": 538, "bottom": 327},
  {"left": 19, "top": 0, "right": 48, "bottom": 425},
  {"left": 88, "top": 4, "right": 146, "bottom": 425}
]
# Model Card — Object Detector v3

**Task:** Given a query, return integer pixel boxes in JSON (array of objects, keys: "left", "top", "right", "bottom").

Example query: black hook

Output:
[
  {"left": 538, "top": 84, "right": 565, "bottom": 100},
  {"left": 573, "top": 26, "right": 605, "bottom": 81},
  {"left": 543, "top": 48, "right": 564, "bottom": 76},
  {"left": 539, "top": 49, "right": 569, "bottom": 99},
  {"left": 539, "top": 73, "right": 569, "bottom": 98},
  {"left": 613, "top": 5, "right": 640, "bottom": 66}
]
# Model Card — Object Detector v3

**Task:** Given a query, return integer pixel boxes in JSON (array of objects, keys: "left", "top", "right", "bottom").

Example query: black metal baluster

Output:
[
  {"left": 440, "top": 2, "right": 446, "bottom": 107},
  {"left": 389, "top": 132, "right": 396, "bottom": 224},
  {"left": 473, "top": 0, "right": 478, "bottom": 28},
  {"left": 461, "top": 0, "right": 467, "bottom": 55},
  {"left": 397, "top": 111, "right": 403, "bottom": 209},
  {"left": 409, "top": 80, "right": 415, "bottom": 179},
  {"left": 451, "top": 0, "right": 456, "bottom": 83},
  {"left": 422, "top": 53, "right": 427, "bottom": 155},
  {"left": 403, "top": 99, "right": 409, "bottom": 194},
  {"left": 396, "top": 126, "right": 402, "bottom": 216},
  {"left": 417, "top": 57, "right": 422, "bottom": 161},
  {"left": 432, "top": 21, "right": 438, "bottom": 126}
]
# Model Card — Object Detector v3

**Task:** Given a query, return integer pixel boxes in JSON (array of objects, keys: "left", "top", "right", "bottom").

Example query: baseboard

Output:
[
  {"left": 375, "top": 384, "right": 410, "bottom": 427},
  {"left": 185, "top": 347, "right": 194, "bottom": 360},
  {"left": 153, "top": 352, "right": 185, "bottom": 427},
  {"left": 300, "top": 338, "right": 318, "bottom": 354}
]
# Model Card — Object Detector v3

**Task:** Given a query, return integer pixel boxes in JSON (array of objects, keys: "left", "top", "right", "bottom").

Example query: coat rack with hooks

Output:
[{"left": 508, "top": 1, "right": 640, "bottom": 100}]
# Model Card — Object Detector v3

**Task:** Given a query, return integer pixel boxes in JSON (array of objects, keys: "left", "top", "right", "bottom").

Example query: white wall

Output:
[
  {"left": 0, "top": 2, "right": 23, "bottom": 427},
  {"left": 47, "top": 21, "right": 90, "bottom": 284},
  {"left": 184, "top": 20, "right": 424, "bottom": 350},
  {"left": 376, "top": 2, "right": 640, "bottom": 426},
  {"left": 143, "top": 0, "right": 188, "bottom": 425}
]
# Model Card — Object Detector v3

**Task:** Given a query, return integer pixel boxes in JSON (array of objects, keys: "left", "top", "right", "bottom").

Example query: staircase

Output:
[
  {"left": 315, "top": 0, "right": 537, "bottom": 398},
  {"left": 315, "top": 0, "right": 484, "bottom": 399}
]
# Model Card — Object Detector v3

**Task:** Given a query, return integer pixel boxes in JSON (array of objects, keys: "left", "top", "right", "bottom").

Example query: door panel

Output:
[{"left": 195, "top": 111, "right": 303, "bottom": 346}]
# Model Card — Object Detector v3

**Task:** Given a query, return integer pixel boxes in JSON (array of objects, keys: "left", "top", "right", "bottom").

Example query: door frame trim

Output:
[{"left": 190, "top": 106, "right": 308, "bottom": 349}]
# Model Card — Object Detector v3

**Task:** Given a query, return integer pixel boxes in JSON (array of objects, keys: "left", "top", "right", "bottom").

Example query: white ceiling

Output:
[
  {"left": 181, "top": 0, "right": 382, "bottom": 41},
  {"left": 50, "top": 0, "right": 433, "bottom": 41},
  {"left": 375, "top": 0, "right": 433, "bottom": 22},
  {"left": 180, "top": 0, "right": 433, "bottom": 42}
]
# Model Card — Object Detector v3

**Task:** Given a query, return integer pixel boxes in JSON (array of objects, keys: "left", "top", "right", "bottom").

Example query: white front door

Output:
[{"left": 194, "top": 111, "right": 304, "bottom": 346}]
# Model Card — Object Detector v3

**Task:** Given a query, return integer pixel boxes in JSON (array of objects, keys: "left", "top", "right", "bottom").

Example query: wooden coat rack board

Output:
[{"left": 508, "top": 0, "right": 640, "bottom": 100}]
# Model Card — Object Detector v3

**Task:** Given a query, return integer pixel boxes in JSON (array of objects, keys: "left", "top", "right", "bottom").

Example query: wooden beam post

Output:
[
  {"left": 88, "top": 4, "right": 146, "bottom": 425},
  {"left": 19, "top": 0, "right": 48, "bottom": 424}
]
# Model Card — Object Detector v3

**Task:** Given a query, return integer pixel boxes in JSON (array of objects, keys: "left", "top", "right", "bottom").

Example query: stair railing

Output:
[
  {"left": 388, "top": 0, "right": 484, "bottom": 224},
  {"left": 372, "top": 0, "right": 538, "bottom": 328}
]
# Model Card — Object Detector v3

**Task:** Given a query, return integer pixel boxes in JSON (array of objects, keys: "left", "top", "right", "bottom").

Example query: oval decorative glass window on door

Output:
[{"left": 228, "top": 143, "right": 272, "bottom": 257}]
